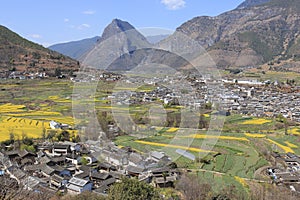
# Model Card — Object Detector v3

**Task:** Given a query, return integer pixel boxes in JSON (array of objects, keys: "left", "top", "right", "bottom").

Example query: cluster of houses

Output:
[
  {"left": 267, "top": 152, "right": 300, "bottom": 192},
  {"left": 0, "top": 140, "right": 178, "bottom": 197},
  {"left": 2, "top": 68, "right": 300, "bottom": 123},
  {"left": 220, "top": 80, "right": 300, "bottom": 122},
  {"left": 98, "top": 73, "right": 300, "bottom": 123},
  {"left": 3, "top": 71, "right": 48, "bottom": 80}
]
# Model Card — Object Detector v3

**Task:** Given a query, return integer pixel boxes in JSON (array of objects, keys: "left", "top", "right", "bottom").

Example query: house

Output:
[
  {"left": 7, "top": 166, "right": 26, "bottom": 183},
  {"left": 37, "top": 155, "right": 51, "bottom": 164},
  {"left": 66, "top": 177, "right": 93, "bottom": 194},
  {"left": 20, "top": 158, "right": 34, "bottom": 167},
  {"left": 75, "top": 171, "right": 90, "bottom": 180},
  {"left": 51, "top": 143, "right": 70, "bottom": 156},
  {"left": 22, "top": 176, "right": 46, "bottom": 190},
  {"left": 49, "top": 156, "right": 66, "bottom": 166},
  {"left": 5, "top": 150, "right": 20, "bottom": 161},
  {"left": 90, "top": 171, "right": 111, "bottom": 187},
  {"left": 98, "top": 162, "right": 117, "bottom": 172},
  {"left": 19, "top": 150, "right": 36, "bottom": 161},
  {"left": 50, "top": 174, "right": 65, "bottom": 189},
  {"left": 276, "top": 172, "right": 300, "bottom": 184},
  {"left": 153, "top": 175, "right": 177, "bottom": 188},
  {"left": 150, "top": 167, "right": 178, "bottom": 188},
  {"left": 50, "top": 120, "right": 61, "bottom": 129},
  {"left": 40, "top": 164, "right": 55, "bottom": 177},
  {"left": 128, "top": 153, "right": 143, "bottom": 166},
  {"left": 49, "top": 120, "right": 70, "bottom": 130},
  {"left": 126, "top": 165, "right": 145, "bottom": 177},
  {"left": 66, "top": 152, "right": 80, "bottom": 165},
  {"left": 62, "top": 141, "right": 81, "bottom": 152},
  {"left": 149, "top": 151, "right": 169, "bottom": 162}
]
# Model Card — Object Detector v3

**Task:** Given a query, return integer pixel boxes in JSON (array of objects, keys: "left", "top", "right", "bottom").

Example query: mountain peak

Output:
[
  {"left": 101, "top": 19, "right": 136, "bottom": 41},
  {"left": 237, "top": 0, "right": 271, "bottom": 9}
]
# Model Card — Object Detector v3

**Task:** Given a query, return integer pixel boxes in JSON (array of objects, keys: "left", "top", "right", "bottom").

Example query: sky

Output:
[{"left": 0, "top": 0, "right": 245, "bottom": 47}]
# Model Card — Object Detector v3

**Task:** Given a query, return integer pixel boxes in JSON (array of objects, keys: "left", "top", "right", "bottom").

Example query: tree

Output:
[
  {"left": 108, "top": 178, "right": 160, "bottom": 200},
  {"left": 60, "top": 191, "right": 106, "bottom": 200},
  {"left": 47, "top": 130, "right": 56, "bottom": 142},
  {"left": 9, "top": 132, "right": 15, "bottom": 143},
  {"left": 80, "top": 156, "right": 89, "bottom": 165},
  {"left": 162, "top": 172, "right": 167, "bottom": 188},
  {"left": 61, "top": 130, "right": 70, "bottom": 141},
  {"left": 199, "top": 114, "right": 208, "bottom": 129},
  {"left": 175, "top": 173, "right": 212, "bottom": 200},
  {"left": 205, "top": 102, "right": 212, "bottom": 110},
  {"left": 277, "top": 114, "right": 288, "bottom": 135},
  {"left": 42, "top": 128, "right": 46, "bottom": 142},
  {"left": 20, "top": 144, "right": 36, "bottom": 153},
  {"left": 54, "top": 68, "right": 62, "bottom": 77}
]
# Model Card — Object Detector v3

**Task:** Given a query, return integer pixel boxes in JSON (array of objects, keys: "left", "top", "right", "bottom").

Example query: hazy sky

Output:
[{"left": 0, "top": 0, "right": 244, "bottom": 47}]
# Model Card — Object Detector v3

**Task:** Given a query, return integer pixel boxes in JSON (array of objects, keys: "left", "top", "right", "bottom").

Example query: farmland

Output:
[
  {"left": 114, "top": 121, "right": 300, "bottom": 197},
  {"left": 0, "top": 79, "right": 82, "bottom": 141},
  {"left": 1, "top": 79, "right": 300, "bottom": 197}
]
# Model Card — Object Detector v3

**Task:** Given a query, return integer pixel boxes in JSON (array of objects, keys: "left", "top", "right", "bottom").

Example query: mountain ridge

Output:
[
  {"left": 0, "top": 25, "right": 80, "bottom": 76},
  {"left": 175, "top": 0, "right": 300, "bottom": 68},
  {"left": 49, "top": 36, "right": 100, "bottom": 60}
]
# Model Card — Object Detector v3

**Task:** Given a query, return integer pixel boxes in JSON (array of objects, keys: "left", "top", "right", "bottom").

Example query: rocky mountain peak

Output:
[{"left": 101, "top": 18, "right": 136, "bottom": 41}]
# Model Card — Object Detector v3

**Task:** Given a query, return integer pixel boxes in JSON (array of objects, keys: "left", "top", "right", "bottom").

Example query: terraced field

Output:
[{"left": 114, "top": 123, "right": 300, "bottom": 197}]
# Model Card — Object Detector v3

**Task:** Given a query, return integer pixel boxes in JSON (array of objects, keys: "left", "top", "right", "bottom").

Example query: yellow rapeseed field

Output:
[
  {"left": 135, "top": 140, "right": 216, "bottom": 153},
  {"left": 266, "top": 139, "right": 294, "bottom": 153},
  {"left": 183, "top": 134, "right": 249, "bottom": 142},
  {"left": 289, "top": 128, "right": 300, "bottom": 135},
  {"left": 241, "top": 118, "right": 271, "bottom": 125},
  {"left": 0, "top": 117, "right": 50, "bottom": 141},
  {"left": 5, "top": 111, "right": 61, "bottom": 117},
  {"left": 166, "top": 127, "right": 179, "bottom": 132},
  {"left": 0, "top": 102, "right": 78, "bottom": 141},
  {"left": 244, "top": 133, "right": 266, "bottom": 138},
  {"left": 0, "top": 103, "right": 26, "bottom": 113},
  {"left": 284, "top": 141, "right": 298, "bottom": 148}
]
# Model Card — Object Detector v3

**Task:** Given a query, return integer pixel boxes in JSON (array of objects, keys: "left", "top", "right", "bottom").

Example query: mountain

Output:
[
  {"left": 146, "top": 34, "right": 170, "bottom": 44},
  {"left": 174, "top": 0, "right": 300, "bottom": 68},
  {"left": 83, "top": 19, "right": 191, "bottom": 73},
  {"left": 49, "top": 33, "right": 169, "bottom": 62},
  {"left": 82, "top": 19, "right": 152, "bottom": 70},
  {"left": 0, "top": 25, "right": 79, "bottom": 76},
  {"left": 99, "top": 19, "right": 137, "bottom": 42},
  {"left": 49, "top": 36, "right": 100, "bottom": 60},
  {"left": 237, "top": 0, "right": 271, "bottom": 9}
]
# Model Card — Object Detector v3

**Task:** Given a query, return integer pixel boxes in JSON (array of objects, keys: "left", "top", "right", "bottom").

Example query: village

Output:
[
  {"left": 0, "top": 130, "right": 179, "bottom": 197},
  {"left": 0, "top": 70, "right": 300, "bottom": 198},
  {"left": 89, "top": 71, "right": 300, "bottom": 123},
  {"left": 2, "top": 69, "right": 300, "bottom": 123}
]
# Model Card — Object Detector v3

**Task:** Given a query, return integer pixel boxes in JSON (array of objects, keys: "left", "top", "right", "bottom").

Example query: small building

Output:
[
  {"left": 50, "top": 121, "right": 61, "bottom": 129},
  {"left": 66, "top": 177, "right": 93, "bottom": 194},
  {"left": 149, "top": 151, "right": 169, "bottom": 162},
  {"left": 153, "top": 175, "right": 177, "bottom": 188},
  {"left": 50, "top": 174, "right": 65, "bottom": 189},
  {"left": 51, "top": 144, "right": 70, "bottom": 156},
  {"left": 40, "top": 164, "right": 56, "bottom": 177},
  {"left": 126, "top": 165, "right": 145, "bottom": 177}
]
